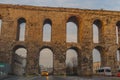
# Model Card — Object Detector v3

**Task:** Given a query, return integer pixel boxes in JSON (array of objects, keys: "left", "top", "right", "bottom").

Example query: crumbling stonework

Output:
[
  {"left": 13, "top": 54, "right": 26, "bottom": 76},
  {"left": 0, "top": 4, "right": 119, "bottom": 76}
]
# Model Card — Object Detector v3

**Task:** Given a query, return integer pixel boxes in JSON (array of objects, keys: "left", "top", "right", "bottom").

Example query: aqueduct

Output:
[{"left": 0, "top": 4, "right": 120, "bottom": 76}]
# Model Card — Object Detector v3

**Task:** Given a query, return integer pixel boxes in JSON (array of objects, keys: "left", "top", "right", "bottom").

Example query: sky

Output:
[
  {"left": 0, "top": 0, "right": 120, "bottom": 11},
  {"left": 2, "top": 0, "right": 120, "bottom": 68}
]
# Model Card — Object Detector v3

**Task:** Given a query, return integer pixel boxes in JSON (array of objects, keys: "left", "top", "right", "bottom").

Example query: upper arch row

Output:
[
  {"left": 14, "top": 16, "right": 120, "bottom": 26},
  {"left": 0, "top": 14, "right": 120, "bottom": 43}
]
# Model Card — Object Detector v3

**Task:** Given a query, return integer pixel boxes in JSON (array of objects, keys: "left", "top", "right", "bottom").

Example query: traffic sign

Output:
[{"left": 0, "top": 63, "right": 5, "bottom": 67}]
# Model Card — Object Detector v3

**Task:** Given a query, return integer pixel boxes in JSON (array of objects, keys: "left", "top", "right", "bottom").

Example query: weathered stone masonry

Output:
[{"left": 0, "top": 4, "right": 120, "bottom": 76}]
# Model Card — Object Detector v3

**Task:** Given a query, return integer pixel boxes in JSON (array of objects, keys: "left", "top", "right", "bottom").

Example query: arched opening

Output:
[
  {"left": 66, "top": 48, "right": 78, "bottom": 76},
  {"left": 39, "top": 48, "right": 53, "bottom": 75},
  {"left": 66, "top": 16, "right": 78, "bottom": 43},
  {"left": 116, "top": 49, "right": 120, "bottom": 69},
  {"left": 43, "top": 19, "right": 52, "bottom": 42},
  {"left": 17, "top": 18, "right": 26, "bottom": 41},
  {"left": 92, "top": 47, "right": 101, "bottom": 74},
  {"left": 12, "top": 47, "right": 27, "bottom": 75},
  {"left": 116, "top": 21, "right": 120, "bottom": 44},
  {"left": 93, "top": 19, "right": 102, "bottom": 43},
  {"left": 0, "top": 19, "right": 2, "bottom": 35}
]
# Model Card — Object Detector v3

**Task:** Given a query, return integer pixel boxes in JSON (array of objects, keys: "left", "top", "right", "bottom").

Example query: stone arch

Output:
[
  {"left": 13, "top": 45, "right": 26, "bottom": 52},
  {"left": 12, "top": 45, "right": 27, "bottom": 75},
  {"left": 67, "top": 47, "right": 80, "bottom": 55},
  {"left": 116, "top": 48, "right": 120, "bottom": 69},
  {"left": 0, "top": 18, "right": 2, "bottom": 35},
  {"left": 66, "top": 16, "right": 79, "bottom": 25},
  {"left": 116, "top": 21, "right": 120, "bottom": 44},
  {"left": 66, "top": 47, "right": 80, "bottom": 75},
  {"left": 43, "top": 18, "right": 52, "bottom": 42},
  {"left": 66, "top": 16, "right": 79, "bottom": 43},
  {"left": 43, "top": 18, "right": 52, "bottom": 25},
  {"left": 92, "top": 46, "right": 103, "bottom": 74},
  {"left": 39, "top": 46, "right": 54, "bottom": 74},
  {"left": 91, "top": 17, "right": 103, "bottom": 24},
  {"left": 16, "top": 17, "right": 26, "bottom": 41},
  {"left": 92, "top": 19, "right": 103, "bottom": 43},
  {"left": 40, "top": 46, "right": 53, "bottom": 52}
]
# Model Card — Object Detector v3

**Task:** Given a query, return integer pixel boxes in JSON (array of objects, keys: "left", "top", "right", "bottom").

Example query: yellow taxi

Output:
[{"left": 41, "top": 71, "right": 49, "bottom": 76}]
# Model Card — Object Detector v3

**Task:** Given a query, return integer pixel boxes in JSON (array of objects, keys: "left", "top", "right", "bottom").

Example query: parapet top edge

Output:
[{"left": 0, "top": 3, "right": 120, "bottom": 14}]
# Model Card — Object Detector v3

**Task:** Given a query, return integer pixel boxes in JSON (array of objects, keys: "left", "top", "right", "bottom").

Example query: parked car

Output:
[
  {"left": 96, "top": 67, "right": 112, "bottom": 76},
  {"left": 117, "top": 70, "right": 120, "bottom": 77},
  {"left": 41, "top": 71, "right": 48, "bottom": 76}
]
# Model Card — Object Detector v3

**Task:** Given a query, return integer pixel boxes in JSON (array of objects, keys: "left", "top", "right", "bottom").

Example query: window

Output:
[
  {"left": 93, "top": 19, "right": 102, "bottom": 43},
  {"left": 66, "top": 16, "right": 78, "bottom": 43},
  {"left": 0, "top": 19, "right": 2, "bottom": 35},
  {"left": 43, "top": 19, "right": 52, "bottom": 42},
  {"left": 17, "top": 18, "right": 26, "bottom": 41}
]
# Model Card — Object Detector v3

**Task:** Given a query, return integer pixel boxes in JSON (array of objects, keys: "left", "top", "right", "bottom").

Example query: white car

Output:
[{"left": 96, "top": 67, "right": 112, "bottom": 76}]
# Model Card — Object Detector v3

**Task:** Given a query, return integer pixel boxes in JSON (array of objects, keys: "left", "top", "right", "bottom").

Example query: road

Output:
[{"left": 1, "top": 75, "right": 120, "bottom": 80}]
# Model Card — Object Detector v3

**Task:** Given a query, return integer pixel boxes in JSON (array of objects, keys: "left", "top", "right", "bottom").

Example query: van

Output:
[{"left": 96, "top": 67, "right": 112, "bottom": 76}]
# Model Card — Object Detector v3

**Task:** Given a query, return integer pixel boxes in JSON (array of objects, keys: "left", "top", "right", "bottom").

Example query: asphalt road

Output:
[{"left": 1, "top": 75, "right": 120, "bottom": 80}]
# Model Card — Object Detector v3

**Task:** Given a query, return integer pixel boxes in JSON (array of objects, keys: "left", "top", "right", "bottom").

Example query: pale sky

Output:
[
  {"left": 0, "top": 0, "right": 120, "bottom": 11},
  {"left": 3, "top": 0, "right": 120, "bottom": 68}
]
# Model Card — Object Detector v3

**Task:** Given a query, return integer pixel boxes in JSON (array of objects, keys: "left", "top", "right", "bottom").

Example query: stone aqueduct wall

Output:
[{"left": 0, "top": 4, "right": 120, "bottom": 76}]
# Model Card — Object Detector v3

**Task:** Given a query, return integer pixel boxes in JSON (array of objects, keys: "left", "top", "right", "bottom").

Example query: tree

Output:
[
  {"left": 71, "top": 57, "right": 78, "bottom": 75},
  {"left": 66, "top": 62, "right": 72, "bottom": 75},
  {"left": 66, "top": 57, "right": 78, "bottom": 76}
]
